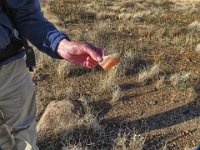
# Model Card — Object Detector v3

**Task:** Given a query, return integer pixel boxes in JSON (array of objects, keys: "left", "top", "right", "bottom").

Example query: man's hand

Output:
[{"left": 57, "top": 39, "right": 105, "bottom": 68}]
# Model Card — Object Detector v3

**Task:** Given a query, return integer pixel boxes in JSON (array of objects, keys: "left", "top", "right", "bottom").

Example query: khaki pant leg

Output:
[
  {"left": 0, "top": 110, "right": 14, "bottom": 150},
  {"left": 0, "top": 57, "right": 39, "bottom": 150}
]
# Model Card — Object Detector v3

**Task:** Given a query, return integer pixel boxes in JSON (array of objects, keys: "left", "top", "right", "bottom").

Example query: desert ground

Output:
[{"left": 35, "top": 0, "right": 200, "bottom": 149}]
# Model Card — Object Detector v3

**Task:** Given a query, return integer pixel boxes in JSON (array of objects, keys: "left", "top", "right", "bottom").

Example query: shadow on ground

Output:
[{"left": 38, "top": 90, "right": 200, "bottom": 150}]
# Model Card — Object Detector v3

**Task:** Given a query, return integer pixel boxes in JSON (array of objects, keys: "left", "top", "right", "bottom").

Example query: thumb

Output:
[{"left": 84, "top": 45, "right": 103, "bottom": 62}]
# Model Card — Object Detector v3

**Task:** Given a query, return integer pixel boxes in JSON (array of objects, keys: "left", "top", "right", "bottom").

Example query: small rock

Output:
[
  {"left": 148, "top": 100, "right": 158, "bottom": 106},
  {"left": 37, "top": 100, "right": 83, "bottom": 138}
]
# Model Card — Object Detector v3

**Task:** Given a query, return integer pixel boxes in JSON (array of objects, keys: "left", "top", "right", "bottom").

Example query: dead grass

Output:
[
  {"left": 170, "top": 72, "right": 193, "bottom": 90},
  {"left": 138, "top": 64, "right": 161, "bottom": 84},
  {"left": 111, "top": 84, "right": 123, "bottom": 103},
  {"left": 56, "top": 61, "right": 71, "bottom": 79},
  {"left": 113, "top": 131, "right": 146, "bottom": 150},
  {"left": 99, "top": 67, "right": 119, "bottom": 91},
  {"left": 188, "top": 21, "right": 200, "bottom": 32},
  {"left": 196, "top": 44, "right": 200, "bottom": 53},
  {"left": 78, "top": 96, "right": 102, "bottom": 130}
]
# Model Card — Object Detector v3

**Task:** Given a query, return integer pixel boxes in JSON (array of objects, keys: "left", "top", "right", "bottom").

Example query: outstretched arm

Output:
[{"left": 5, "top": 0, "right": 104, "bottom": 68}]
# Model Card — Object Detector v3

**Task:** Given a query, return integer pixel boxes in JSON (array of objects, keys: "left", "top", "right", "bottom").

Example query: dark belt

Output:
[{"left": 0, "top": 35, "right": 23, "bottom": 61}]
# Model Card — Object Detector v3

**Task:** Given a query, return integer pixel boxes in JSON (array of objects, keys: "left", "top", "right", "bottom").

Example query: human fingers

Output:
[
  {"left": 82, "top": 44, "right": 103, "bottom": 62},
  {"left": 83, "top": 60, "right": 97, "bottom": 68}
]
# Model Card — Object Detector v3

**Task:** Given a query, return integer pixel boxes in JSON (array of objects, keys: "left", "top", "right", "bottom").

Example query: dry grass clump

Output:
[
  {"left": 138, "top": 64, "right": 161, "bottom": 84},
  {"left": 171, "top": 86, "right": 198, "bottom": 104},
  {"left": 97, "top": 12, "right": 117, "bottom": 20},
  {"left": 118, "top": 10, "right": 153, "bottom": 22},
  {"left": 78, "top": 11, "right": 96, "bottom": 21},
  {"left": 98, "top": 0, "right": 112, "bottom": 6},
  {"left": 109, "top": 5, "right": 121, "bottom": 12},
  {"left": 132, "top": 10, "right": 152, "bottom": 22},
  {"left": 122, "top": 1, "right": 135, "bottom": 9},
  {"left": 116, "top": 50, "right": 136, "bottom": 77},
  {"left": 170, "top": 72, "right": 193, "bottom": 90},
  {"left": 78, "top": 96, "right": 102, "bottom": 131},
  {"left": 99, "top": 66, "right": 123, "bottom": 102},
  {"left": 42, "top": 9, "right": 61, "bottom": 26},
  {"left": 195, "top": 44, "right": 200, "bottom": 53},
  {"left": 99, "top": 67, "right": 119, "bottom": 91},
  {"left": 93, "top": 22, "right": 114, "bottom": 47},
  {"left": 113, "top": 130, "right": 146, "bottom": 150},
  {"left": 80, "top": 110, "right": 101, "bottom": 131},
  {"left": 118, "top": 13, "right": 132, "bottom": 20},
  {"left": 49, "top": 0, "right": 96, "bottom": 23},
  {"left": 61, "top": 122, "right": 146, "bottom": 150},
  {"left": 171, "top": 3, "right": 199, "bottom": 14},
  {"left": 56, "top": 61, "right": 72, "bottom": 79},
  {"left": 170, "top": 72, "right": 198, "bottom": 101},
  {"left": 35, "top": 51, "right": 54, "bottom": 69},
  {"left": 127, "top": 133, "right": 146, "bottom": 150},
  {"left": 154, "top": 76, "right": 167, "bottom": 89},
  {"left": 188, "top": 21, "right": 200, "bottom": 32},
  {"left": 111, "top": 85, "right": 123, "bottom": 103},
  {"left": 187, "top": 87, "right": 198, "bottom": 101}
]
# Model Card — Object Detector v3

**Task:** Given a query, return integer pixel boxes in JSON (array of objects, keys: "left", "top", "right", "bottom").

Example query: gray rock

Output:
[{"left": 37, "top": 100, "right": 83, "bottom": 138}]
